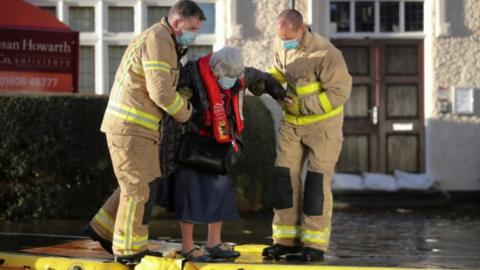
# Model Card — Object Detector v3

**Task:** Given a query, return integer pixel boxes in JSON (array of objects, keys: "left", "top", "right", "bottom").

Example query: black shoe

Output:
[
  {"left": 300, "top": 247, "right": 325, "bottom": 262},
  {"left": 114, "top": 250, "right": 163, "bottom": 265},
  {"left": 83, "top": 224, "right": 113, "bottom": 255},
  {"left": 182, "top": 247, "right": 214, "bottom": 262},
  {"left": 206, "top": 243, "right": 240, "bottom": 259},
  {"left": 262, "top": 244, "right": 301, "bottom": 259}
]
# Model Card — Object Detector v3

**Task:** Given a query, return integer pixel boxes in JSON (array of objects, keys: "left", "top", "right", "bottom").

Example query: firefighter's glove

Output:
[{"left": 178, "top": 86, "right": 193, "bottom": 100}]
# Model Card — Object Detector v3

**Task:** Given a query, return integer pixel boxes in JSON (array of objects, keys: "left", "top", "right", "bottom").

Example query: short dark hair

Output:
[
  {"left": 277, "top": 9, "right": 304, "bottom": 30},
  {"left": 169, "top": 0, "right": 206, "bottom": 21}
]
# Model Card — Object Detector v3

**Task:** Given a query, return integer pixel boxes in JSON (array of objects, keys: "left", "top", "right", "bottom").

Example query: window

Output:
[
  {"left": 79, "top": 46, "right": 95, "bottom": 94},
  {"left": 108, "top": 7, "right": 134, "bottom": 32},
  {"left": 147, "top": 6, "right": 170, "bottom": 27},
  {"left": 355, "top": 1, "right": 374, "bottom": 32},
  {"left": 380, "top": 2, "right": 399, "bottom": 32},
  {"left": 405, "top": 2, "right": 423, "bottom": 31},
  {"left": 108, "top": 46, "right": 127, "bottom": 90},
  {"left": 69, "top": 7, "right": 95, "bottom": 32},
  {"left": 330, "top": 2, "right": 350, "bottom": 32},
  {"left": 329, "top": 0, "right": 424, "bottom": 35},
  {"left": 198, "top": 3, "right": 215, "bottom": 34},
  {"left": 40, "top": 6, "right": 56, "bottom": 17}
]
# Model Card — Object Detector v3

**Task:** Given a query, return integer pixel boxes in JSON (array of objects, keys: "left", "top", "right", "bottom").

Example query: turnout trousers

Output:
[
  {"left": 271, "top": 120, "right": 343, "bottom": 252},
  {"left": 89, "top": 134, "right": 161, "bottom": 256}
]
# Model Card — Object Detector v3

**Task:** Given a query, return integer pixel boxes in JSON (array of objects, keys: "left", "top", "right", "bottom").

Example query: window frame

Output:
[{"left": 328, "top": 0, "right": 425, "bottom": 38}]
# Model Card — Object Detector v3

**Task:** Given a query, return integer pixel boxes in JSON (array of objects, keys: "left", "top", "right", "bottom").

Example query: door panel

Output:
[
  {"left": 387, "top": 135, "right": 419, "bottom": 172},
  {"left": 345, "top": 85, "right": 370, "bottom": 117},
  {"left": 386, "top": 84, "right": 418, "bottom": 118},
  {"left": 338, "top": 135, "right": 370, "bottom": 173},
  {"left": 333, "top": 39, "right": 424, "bottom": 174}
]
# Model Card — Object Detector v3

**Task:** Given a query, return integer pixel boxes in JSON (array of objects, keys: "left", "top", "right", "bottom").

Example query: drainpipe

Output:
[
  {"left": 288, "top": 0, "right": 295, "bottom": 9},
  {"left": 435, "top": 0, "right": 450, "bottom": 37}
]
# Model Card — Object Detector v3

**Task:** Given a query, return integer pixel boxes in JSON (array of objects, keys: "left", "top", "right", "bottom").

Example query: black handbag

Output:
[{"left": 177, "top": 133, "right": 241, "bottom": 174}]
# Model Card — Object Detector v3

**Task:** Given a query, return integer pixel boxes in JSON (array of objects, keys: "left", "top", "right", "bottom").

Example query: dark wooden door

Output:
[{"left": 332, "top": 39, "right": 424, "bottom": 173}]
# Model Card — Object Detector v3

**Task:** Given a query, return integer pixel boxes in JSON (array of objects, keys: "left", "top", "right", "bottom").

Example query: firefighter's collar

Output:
[
  {"left": 300, "top": 28, "right": 314, "bottom": 50},
  {"left": 161, "top": 17, "right": 175, "bottom": 36}
]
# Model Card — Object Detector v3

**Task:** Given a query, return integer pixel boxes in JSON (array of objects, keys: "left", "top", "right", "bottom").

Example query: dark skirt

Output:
[{"left": 174, "top": 165, "right": 239, "bottom": 224}]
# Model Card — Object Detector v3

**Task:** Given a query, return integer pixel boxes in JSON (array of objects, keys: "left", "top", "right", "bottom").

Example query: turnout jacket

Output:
[
  {"left": 101, "top": 18, "right": 192, "bottom": 142},
  {"left": 269, "top": 29, "right": 352, "bottom": 126}
]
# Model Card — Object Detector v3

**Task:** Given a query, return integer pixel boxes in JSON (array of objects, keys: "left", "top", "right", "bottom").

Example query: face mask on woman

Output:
[{"left": 218, "top": 76, "right": 237, "bottom": 89}]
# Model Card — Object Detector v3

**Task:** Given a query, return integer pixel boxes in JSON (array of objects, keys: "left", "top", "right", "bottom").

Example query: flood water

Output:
[{"left": 1, "top": 206, "right": 480, "bottom": 269}]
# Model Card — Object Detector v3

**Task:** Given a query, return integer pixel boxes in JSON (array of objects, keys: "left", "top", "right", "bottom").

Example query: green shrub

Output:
[{"left": 0, "top": 94, "right": 276, "bottom": 220}]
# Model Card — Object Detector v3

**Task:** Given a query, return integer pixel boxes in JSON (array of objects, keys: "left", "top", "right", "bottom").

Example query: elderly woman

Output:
[{"left": 159, "top": 47, "right": 287, "bottom": 262}]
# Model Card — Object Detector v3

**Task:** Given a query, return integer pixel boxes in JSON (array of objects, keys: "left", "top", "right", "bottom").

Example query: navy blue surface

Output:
[{"left": 174, "top": 165, "right": 239, "bottom": 224}]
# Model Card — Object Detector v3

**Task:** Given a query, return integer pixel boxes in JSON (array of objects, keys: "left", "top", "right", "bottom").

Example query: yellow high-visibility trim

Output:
[
  {"left": 94, "top": 216, "right": 113, "bottom": 234},
  {"left": 143, "top": 60, "right": 171, "bottom": 73},
  {"left": 268, "top": 66, "right": 286, "bottom": 84},
  {"left": 93, "top": 208, "right": 114, "bottom": 233},
  {"left": 113, "top": 36, "right": 146, "bottom": 101},
  {"left": 284, "top": 105, "right": 343, "bottom": 125},
  {"left": 296, "top": 82, "right": 322, "bottom": 95},
  {"left": 113, "top": 234, "right": 148, "bottom": 250},
  {"left": 272, "top": 225, "right": 301, "bottom": 239},
  {"left": 110, "top": 102, "right": 160, "bottom": 122},
  {"left": 318, "top": 91, "right": 333, "bottom": 113},
  {"left": 106, "top": 110, "right": 158, "bottom": 130},
  {"left": 106, "top": 102, "right": 160, "bottom": 131},
  {"left": 125, "top": 196, "right": 136, "bottom": 251},
  {"left": 301, "top": 229, "right": 330, "bottom": 244},
  {"left": 163, "top": 93, "right": 185, "bottom": 116}
]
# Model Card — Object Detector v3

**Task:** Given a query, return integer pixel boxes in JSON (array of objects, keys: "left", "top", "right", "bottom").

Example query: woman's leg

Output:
[
  {"left": 179, "top": 221, "right": 194, "bottom": 253},
  {"left": 207, "top": 221, "right": 223, "bottom": 247}
]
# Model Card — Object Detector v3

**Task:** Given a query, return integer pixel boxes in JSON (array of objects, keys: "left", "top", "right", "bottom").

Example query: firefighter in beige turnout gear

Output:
[
  {"left": 85, "top": 1, "right": 205, "bottom": 264},
  {"left": 263, "top": 9, "right": 352, "bottom": 261}
]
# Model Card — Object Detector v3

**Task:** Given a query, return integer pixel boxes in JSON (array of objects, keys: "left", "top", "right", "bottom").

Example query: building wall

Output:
[
  {"left": 429, "top": 0, "right": 480, "bottom": 190},
  {"left": 226, "top": 0, "right": 288, "bottom": 70}
]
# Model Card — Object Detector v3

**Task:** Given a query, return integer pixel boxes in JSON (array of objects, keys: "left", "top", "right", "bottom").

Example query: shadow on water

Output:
[{"left": 1, "top": 205, "right": 479, "bottom": 268}]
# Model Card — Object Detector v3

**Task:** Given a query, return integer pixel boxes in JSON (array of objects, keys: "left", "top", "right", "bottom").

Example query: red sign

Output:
[{"left": 0, "top": 28, "right": 79, "bottom": 92}]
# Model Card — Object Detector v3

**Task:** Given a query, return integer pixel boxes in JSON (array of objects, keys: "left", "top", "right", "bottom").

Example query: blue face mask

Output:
[
  {"left": 218, "top": 76, "right": 237, "bottom": 89},
  {"left": 177, "top": 30, "right": 197, "bottom": 46},
  {"left": 283, "top": 38, "right": 300, "bottom": 50}
]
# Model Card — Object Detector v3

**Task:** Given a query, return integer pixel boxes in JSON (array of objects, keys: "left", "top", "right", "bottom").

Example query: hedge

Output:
[{"left": 0, "top": 94, "right": 276, "bottom": 220}]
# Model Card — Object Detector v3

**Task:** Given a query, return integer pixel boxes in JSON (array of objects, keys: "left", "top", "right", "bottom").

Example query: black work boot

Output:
[
  {"left": 300, "top": 247, "right": 325, "bottom": 262},
  {"left": 114, "top": 250, "right": 163, "bottom": 265},
  {"left": 262, "top": 244, "right": 301, "bottom": 259},
  {"left": 83, "top": 224, "right": 113, "bottom": 255}
]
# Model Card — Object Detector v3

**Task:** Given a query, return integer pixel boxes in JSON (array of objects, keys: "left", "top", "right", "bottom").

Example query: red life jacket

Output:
[{"left": 197, "top": 54, "right": 245, "bottom": 145}]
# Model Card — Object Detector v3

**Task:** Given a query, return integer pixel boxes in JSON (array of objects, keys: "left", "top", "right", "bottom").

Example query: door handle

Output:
[{"left": 369, "top": 106, "right": 378, "bottom": 125}]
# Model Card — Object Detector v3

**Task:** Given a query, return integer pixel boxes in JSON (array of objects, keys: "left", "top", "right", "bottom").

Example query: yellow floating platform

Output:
[{"left": 0, "top": 244, "right": 446, "bottom": 270}]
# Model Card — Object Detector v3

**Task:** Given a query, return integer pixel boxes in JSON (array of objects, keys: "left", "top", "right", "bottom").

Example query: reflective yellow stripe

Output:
[
  {"left": 143, "top": 60, "right": 171, "bottom": 73},
  {"left": 113, "top": 234, "right": 148, "bottom": 250},
  {"left": 94, "top": 213, "right": 114, "bottom": 234},
  {"left": 268, "top": 66, "right": 286, "bottom": 84},
  {"left": 301, "top": 229, "right": 330, "bottom": 245},
  {"left": 125, "top": 196, "right": 135, "bottom": 251},
  {"left": 284, "top": 105, "right": 344, "bottom": 125},
  {"left": 113, "top": 36, "right": 146, "bottom": 101},
  {"left": 163, "top": 93, "right": 185, "bottom": 116},
  {"left": 296, "top": 82, "right": 322, "bottom": 95},
  {"left": 318, "top": 91, "right": 333, "bottom": 113},
  {"left": 272, "top": 225, "right": 301, "bottom": 240},
  {"left": 106, "top": 102, "right": 160, "bottom": 130}
]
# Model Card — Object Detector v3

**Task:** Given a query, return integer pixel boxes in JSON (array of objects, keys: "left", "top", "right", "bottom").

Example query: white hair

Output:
[{"left": 209, "top": 47, "right": 244, "bottom": 78}]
